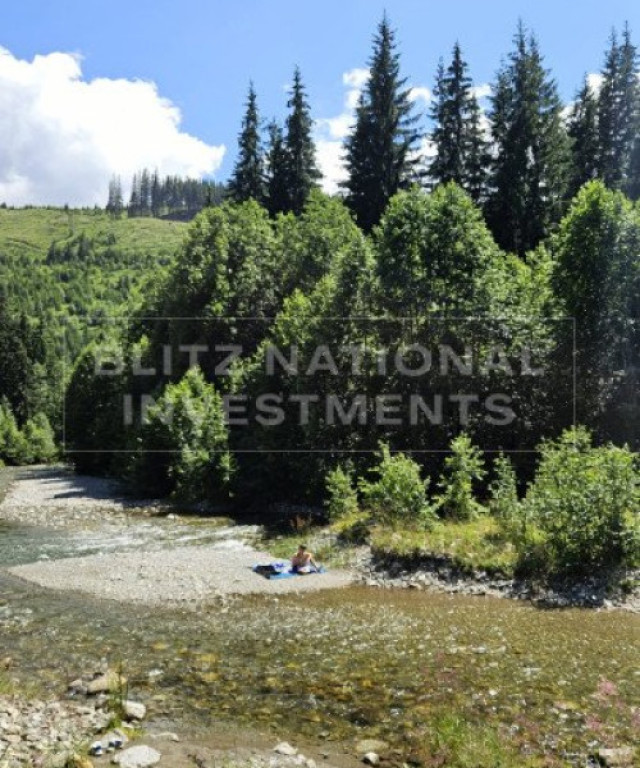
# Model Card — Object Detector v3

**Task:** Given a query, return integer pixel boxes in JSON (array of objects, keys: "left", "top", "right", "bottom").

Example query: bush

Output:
[
  {"left": 22, "top": 413, "right": 57, "bottom": 463},
  {"left": 360, "top": 444, "right": 435, "bottom": 528},
  {"left": 325, "top": 465, "right": 359, "bottom": 521},
  {"left": 0, "top": 401, "right": 27, "bottom": 464},
  {"left": 520, "top": 427, "right": 640, "bottom": 575},
  {"left": 436, "top": 433, "right": 486, "bottom": 520},
  {"left": 489, "top": 453, "right": 520, "bottom": 519},
  {"left": 133, "top": 367, "right": 233, "bottom": 502}
]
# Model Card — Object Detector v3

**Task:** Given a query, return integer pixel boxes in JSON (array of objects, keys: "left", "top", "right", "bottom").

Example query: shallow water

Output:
[
  {"left": 1, "top": 468, "right": 638, "bottom": 764},
  {"left": 1, "top": 570, "right": 638, "bottom": 763}
]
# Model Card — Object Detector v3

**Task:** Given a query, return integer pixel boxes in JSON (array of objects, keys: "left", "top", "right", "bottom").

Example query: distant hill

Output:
[{"left": 0, "top": 207, "right": 188, "bottom": 356}]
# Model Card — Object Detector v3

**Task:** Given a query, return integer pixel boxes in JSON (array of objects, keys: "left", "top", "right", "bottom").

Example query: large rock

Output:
[
  {"left": 597, "top": 747, "right": 636, "bottom": 767},
  {"left": 122, "top": 700, "right": 146, "bottom": 721},
  {"left": 273, "top": 742, "right": 298, "bottom": 756},
  {"left": 113, "top": 745, "right": 161, "bottom": 768}
]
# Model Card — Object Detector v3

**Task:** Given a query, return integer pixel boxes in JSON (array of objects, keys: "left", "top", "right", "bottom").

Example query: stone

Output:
[
  {"left": 362, "top": 753, "right": 379, "bottom": 766},
  {"left": 355, "top": 740, "right": 389, "bottom": 757},
  {"left": 597, "top": 747, "right": 636, "bottom": 767},
  {"left": 87, "top": 670, "right": 127, "bottom": 695},
  {"left": 122, "top": 700, "right": 146, "bottom": 721},
  {"left": 274, "top": 742, "right": 298, "bottom": 756},
  {"left": 113, "top": 745, "right": 161, "bottom": 768}
]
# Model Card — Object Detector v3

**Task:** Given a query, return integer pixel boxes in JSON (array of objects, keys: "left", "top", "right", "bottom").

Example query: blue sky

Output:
[{"left": 1, "top": 0, "right": 638, "bottom": 205}]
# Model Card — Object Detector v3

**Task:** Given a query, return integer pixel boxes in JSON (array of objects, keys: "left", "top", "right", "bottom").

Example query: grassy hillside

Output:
[{"left": 0, "top": 207, "right": 188, "bottom": 355}]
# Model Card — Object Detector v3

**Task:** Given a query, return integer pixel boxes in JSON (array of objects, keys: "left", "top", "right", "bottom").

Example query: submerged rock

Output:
[{"left": 113, "top": 745, "right": 161, "bottom": 768}]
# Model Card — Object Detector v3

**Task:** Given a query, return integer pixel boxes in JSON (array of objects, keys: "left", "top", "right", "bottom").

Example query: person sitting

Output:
[{"left": 291, "top": 544, "right": 319, "bottom": 574}]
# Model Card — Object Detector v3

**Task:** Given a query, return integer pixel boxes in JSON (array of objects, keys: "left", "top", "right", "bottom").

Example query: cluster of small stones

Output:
[
  {"left": 0, "top": 695, "right": 111, "bottom": 767},
  {"left": 356, "top": 554, "right": 640, "bottom": 612}
]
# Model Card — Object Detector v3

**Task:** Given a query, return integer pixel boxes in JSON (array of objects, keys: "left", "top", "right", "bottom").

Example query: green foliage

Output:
[
  {"left": 429, "top": 43, "right": 489, "bottom": 202},
  {"left": 520, "top": 427, "right": 640, "bottom": 574},
  {"left": 420, "top": 712, "right": 539, "bottom": 768},
  {"left": 134, "top": 367, "right": 233, "bottom": 502},
  {"left": 283, "top": 67, "right": 321, "bottom": 214},
  {"left": 552, "top": 181, "right": 640, "bottom": 441},
  {"left": 325, "top": 465, "right": 359, "bottom": 521},
  {"left": 598, "top": 26, "right": 640, "bottom": 194},
  {"left": 0, "top": 401, "right": 28, "bottom": 464},
  {"left": 436, "top": 433, "right": 486, "bottom": 520},
  {"left": 21, "top": 413, "right": 57, "bottom": 464},
  {"left": 228, "top": 83, "right": 266, "bottom": 203},
  {"left": 488, "top": 453, "right": 520, "bottom": 520},
  {"left": 567, "top": 77, "right": 600, "bottom": 198},
  {"left": 343, "top": 15, "right": 421, "bottom": 231},
  {"left": 360, "top": 444, "right": 435, "bottom": 527},
  {"left": 486, "top": 23, "right": 570, "bottom": 255},
  {"left": 375, "top": 183, "right": 498, "bottom": 315},
  {"left": 0, "top": 401, "right": 56, "bottom": 465}
]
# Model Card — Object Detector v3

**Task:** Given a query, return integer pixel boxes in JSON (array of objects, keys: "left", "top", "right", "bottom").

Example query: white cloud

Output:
[
  {"left": 587, "top": 72, "right": 604, "bottom": 95},
  {"left": 0, "top": 47, "right": 225, "bottom": 207},
  {"left": 314, "top": 67, "right": 369, "bottom": 194},
  {"left": 409, "top": 86, "right": 432, "bottom": 106},
  {"left": 472, "top": 83, "right": 492, "bottom": 101}
]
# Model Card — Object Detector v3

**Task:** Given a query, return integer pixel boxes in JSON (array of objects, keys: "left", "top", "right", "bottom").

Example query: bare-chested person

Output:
[{"left": 291, "top": 544, "right": 319, "bottom": 573}]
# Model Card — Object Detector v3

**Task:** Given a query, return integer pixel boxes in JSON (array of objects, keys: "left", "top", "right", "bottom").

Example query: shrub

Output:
[
  {"left": 436, "top": 433, "right": 486, "bottom": 520},
  {"left": 489, "top": 453, "right": 521, "bottom": 520},
  {"left": 134, "top": 367, "right": 233, "bottom": 502},
  {"left": 360, "top": 444, "right": 436, "bottom": 528},
  {"left": 521, "top": 427, "right": 640, "bottom": 575},
  {"left": 0, "top": 401, "right": 29, "bottom": 465},
  {"left": 325, "top": 465, "right": 359, "bottom": 521},
  {"left": 22, "top": 413, "right": 57, "bottom": 463}
]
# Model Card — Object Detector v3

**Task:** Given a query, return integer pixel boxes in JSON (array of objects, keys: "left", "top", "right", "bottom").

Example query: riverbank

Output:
[{"left": 2, "top": 467, "right": 638, "bottom": 611}]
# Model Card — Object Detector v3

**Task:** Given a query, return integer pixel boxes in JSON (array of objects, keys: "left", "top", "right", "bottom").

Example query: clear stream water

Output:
[{"left": 0, "top": 469, "right": 638, "bottom": 764}]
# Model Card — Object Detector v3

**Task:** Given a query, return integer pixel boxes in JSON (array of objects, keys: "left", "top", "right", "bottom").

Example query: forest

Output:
[{"left": 1, "top": 17, "right": 639, "bottom": 581}]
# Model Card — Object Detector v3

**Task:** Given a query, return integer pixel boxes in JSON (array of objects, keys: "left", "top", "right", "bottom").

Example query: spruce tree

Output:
[
  {"left": 429, "top": 43, "right": 489, "bottom": 202},
  {"left": 284, "top": 67, "right": 321, "bottom": 214},
  {"left": 265, "top": 120, "right": 290, "bottom": 216},
  {"left": 343, "top": 15, "right": 421, "bottom": 232},
  {"left": 486, "top": 23, "right": 570, "bottom": 256},
  {"left": 464, "top": 95, "right": 491, "bottom": 203},
  {"left": 567, "top": 78, "right": 600, "bottom": 198},
  {"left": 228, "top": 82, "right": 266, "bottom": 203},
  {"left": 106, "top": 176, "right": 124, "bottom": 218},
  {"left": 598, "top": 26, "right": 639, "bottom": 191}
]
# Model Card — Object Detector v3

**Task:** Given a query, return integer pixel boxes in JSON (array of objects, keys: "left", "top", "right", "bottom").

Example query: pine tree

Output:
[
  {"left": 106, "top": 176, "right": 124, "bottom": 218},
  {"left": 464, "top": 95, "right": 491, "bottom": 203},
  {"left": 429, "top": 43, "right": 489, "bottom": 202},
  {"left": 228, "top": 83, "right": 266, "bottom": 203},
  {"left": 151, "top": 170, "right": 161, "bottom": 216},
  {"left": 128, "top": 173, "right": 140, "bottom": 217},
  {"left": 620, "top": 25, "right": 640, "bottom": 197},
  {"left": 598, "top": 25, "right": 639, "bottom": 195},
  {"left": 265, "top": 120, "right": 290, "bottom": 216},
  {"left": 140, "top": 169, "right": 151, "bottom": 215},
  {"left": 567, "top": 77, "right": 600, "bottom": 198},
  {"left": 485, "top": 23, "right": 570, "bottom": 256},
  {"left": 284, "top": 67, "right": 321, "bottom": 214},
  {"left": 342, "top": 15, "right": 421, "bottom": 232}
]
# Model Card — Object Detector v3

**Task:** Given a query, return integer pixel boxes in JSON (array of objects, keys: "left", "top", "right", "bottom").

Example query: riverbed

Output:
[{"left": 1, "top": 468, "right": 638, "bottom": 766}]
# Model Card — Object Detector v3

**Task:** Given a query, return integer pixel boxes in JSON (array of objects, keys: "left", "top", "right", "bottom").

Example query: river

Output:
[{"left": 0, "top": 468, "right": 638, "bottom": 765}]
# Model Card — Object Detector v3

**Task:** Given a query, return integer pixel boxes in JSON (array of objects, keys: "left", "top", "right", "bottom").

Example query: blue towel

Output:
[{"left": 253, "top": 564, "right": 326, "bottom": 580}]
